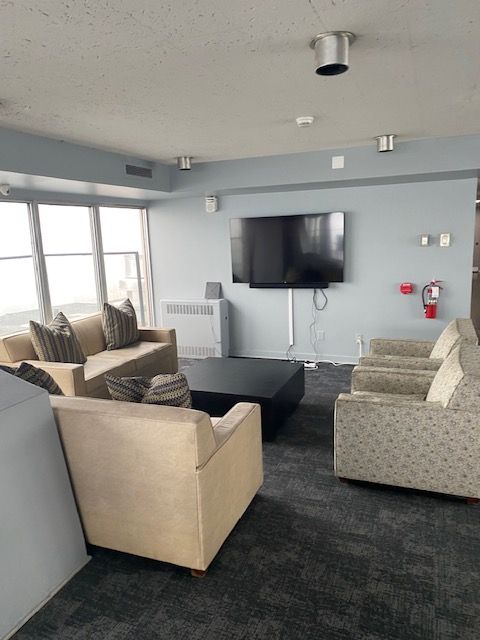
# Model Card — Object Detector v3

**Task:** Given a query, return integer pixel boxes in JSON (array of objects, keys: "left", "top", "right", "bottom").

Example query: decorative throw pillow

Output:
[
  {"left": 103, "top": 299, "right": 139, "bottom": 350},
  {"left": 105, "top": 372, "right": 192, "bottom": 408},
  {"left": 30, "top": 312, "right": 86, "bottom": 364},
  {"left": 0, "top": 361, "right": 64, "bottom": 395}
]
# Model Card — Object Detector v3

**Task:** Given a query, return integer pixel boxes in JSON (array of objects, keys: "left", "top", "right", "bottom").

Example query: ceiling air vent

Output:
[{"left": 125, "top": 164, "right": 153, "bottom": 178}]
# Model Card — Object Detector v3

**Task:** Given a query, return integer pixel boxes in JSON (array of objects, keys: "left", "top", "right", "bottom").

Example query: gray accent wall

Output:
[{"left": 149, "top": 178, "right": 477, "bottom": 362}]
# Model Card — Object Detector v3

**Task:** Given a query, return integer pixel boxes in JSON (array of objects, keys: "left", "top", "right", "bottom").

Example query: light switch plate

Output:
[
  {"left": 439, "top": 233, "right": 451, "bottom": 247},
  {"left": 420, "top": 234, "right": 429, "bottom": 246},
  {"left": 332, "top": 155, "right": 344, "bottom": 169}
]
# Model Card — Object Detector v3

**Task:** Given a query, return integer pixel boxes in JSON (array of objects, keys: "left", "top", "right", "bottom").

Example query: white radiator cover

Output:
[{"left": 160, "top": 298, "right": 229, "bottom": 358}]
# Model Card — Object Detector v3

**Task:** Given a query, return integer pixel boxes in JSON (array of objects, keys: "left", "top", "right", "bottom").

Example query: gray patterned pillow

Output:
[
  {"left": 30, "top": 312, "right": 86, "bottom": 364},
  {"left": 0, "top": 362, "right": 64, "bottom": 395},
  {"left": 105, "top": 372, "right": 192, "bottom": 408},
  {"left": 103, "top": 299, "right": 139, "bottom": 350}
]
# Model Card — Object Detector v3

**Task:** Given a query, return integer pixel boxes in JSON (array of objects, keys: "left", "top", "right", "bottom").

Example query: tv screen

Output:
[{"left": 230, "top": 212, "right": 344, "bottom": 288}]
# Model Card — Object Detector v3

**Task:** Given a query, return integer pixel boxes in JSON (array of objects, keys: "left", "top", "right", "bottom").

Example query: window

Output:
[
  {"left": 39, "top": 205, "right": 98, "bottom": 320},
  {"left": 0, "top": 203, "right": 41, "bottom": 334},
  {"left": 0, "top": 202, "right": 152, "bottom": 338},
  {"left": 99, "top": 207, "right": 150, "bottom": 325}
]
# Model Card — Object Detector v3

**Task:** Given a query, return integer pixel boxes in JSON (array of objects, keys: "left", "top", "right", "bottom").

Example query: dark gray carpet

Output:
[{"left": 13, "top": 361, "right": 480, "bottom": 640}]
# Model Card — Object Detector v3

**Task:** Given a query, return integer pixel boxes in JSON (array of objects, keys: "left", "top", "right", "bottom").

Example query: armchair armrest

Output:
[
  {"left": 369, "top": 338, "right": 434, "bottom": 358},
  {"left": 24, "top": 360, "right": 86, "bottom": 396},
  {"left": 209, "top": 402, "right": 262, "bottom": 455},
  {"left": 359, "top": 355, "right": 442, "bottom": 371},
  {"left": 351, "top": 365, "right": 435, "bottom": 395}
]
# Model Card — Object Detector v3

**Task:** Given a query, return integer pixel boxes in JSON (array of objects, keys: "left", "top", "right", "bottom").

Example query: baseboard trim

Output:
[
  {"left": 229, "top": 349, "right": 358, "bottom": 365},
  {"left": 2, "top": 556, "right": 91, "bottom": 640}
]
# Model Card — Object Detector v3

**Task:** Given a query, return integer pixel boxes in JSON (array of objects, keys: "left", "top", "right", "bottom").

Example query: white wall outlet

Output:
[
  {"left": 332, "top": 155, "right": 344, "bottom": 169},
  {"left": 439, "top": 232, "right": 451, "bottom": 247},
  {"left": 420, "top": 234, "right": 430, "bottom": 246}
]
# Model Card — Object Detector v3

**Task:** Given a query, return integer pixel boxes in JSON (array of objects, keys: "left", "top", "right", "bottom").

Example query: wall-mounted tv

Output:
[{"left": 230, "top": 211, "right": 344, "bottom": 288}]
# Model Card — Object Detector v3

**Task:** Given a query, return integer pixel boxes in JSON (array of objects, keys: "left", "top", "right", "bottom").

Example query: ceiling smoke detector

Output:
[
  {"left": 375, "top": 134, "right": 396, "bottom": 152},
  {"left": 296, "top": 116, "right": 315, "bottom": 128},
  {"left": 177, "top": 156, "right": 192, "bottom": 170},
  {"left": 310, "top": 31, "right": 356, "bottom": 76}
]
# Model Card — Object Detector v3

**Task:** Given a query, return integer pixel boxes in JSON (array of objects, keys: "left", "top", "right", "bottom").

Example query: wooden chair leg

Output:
[
  {"left": 465, "top": 497, "right": 479, "bottom": 505},
  {"left": 190, "top": 568, "right": 207, "bottom": 578}
]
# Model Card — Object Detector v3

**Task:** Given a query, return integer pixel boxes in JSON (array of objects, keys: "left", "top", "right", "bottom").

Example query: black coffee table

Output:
[{"left": 184, "top": 357, "right": 305, "bottom": 441}]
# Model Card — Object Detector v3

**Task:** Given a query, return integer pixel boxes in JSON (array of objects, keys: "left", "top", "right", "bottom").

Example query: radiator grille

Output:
[
  {"left": 178, "top": 345, "right": 217, "bottom": 358},
  {"left": 165, "top": 303, "right": 213, "bottom": 316}
]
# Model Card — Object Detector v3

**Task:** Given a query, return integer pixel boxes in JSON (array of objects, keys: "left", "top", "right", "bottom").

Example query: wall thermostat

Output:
[
  {"left": 205, "top": 195, "right": 218, "bottom": 213},
  {"left": 420, "top": 234, "right": 429, "bottom": 246}
]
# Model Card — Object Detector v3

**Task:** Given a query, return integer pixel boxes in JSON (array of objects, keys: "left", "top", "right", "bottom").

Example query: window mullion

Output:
[
  {"left": 29, "top": 202, "right": 52, "bottom": 323},
  {"left": 141, "top": 207, "right": 155, "bottom": 326},
  {"left": 90, "top": 205, "right": 108, "bottom": 309}
]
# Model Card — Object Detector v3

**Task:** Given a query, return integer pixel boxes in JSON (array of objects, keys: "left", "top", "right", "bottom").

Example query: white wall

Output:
[{"left": 148, "top": 178, "right": 477, "bottom": 363}]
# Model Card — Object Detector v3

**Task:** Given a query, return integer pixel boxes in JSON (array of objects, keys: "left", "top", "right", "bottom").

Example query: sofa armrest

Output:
[
  {"left": 138, "top": 327, "right": 177, "bottom": 346},
  {"left": 351, "top": 365, "right": 436, "bottom": 395},
  {"left": 25, "top": 360, "right": 86, "bottom": 396},
  {"left": 369, "top": 338, "right": 434, "bottom": 358},
  {"left": 359, "top": 355, "right": 442, "bottom": 371},
  {"left": 208, "top": 402, "right": 262, "bottom": 456}
]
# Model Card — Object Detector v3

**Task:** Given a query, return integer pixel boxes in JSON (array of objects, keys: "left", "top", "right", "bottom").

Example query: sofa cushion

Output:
[
  {"left": 94, "top": 341, "right": 172, "bottom": 375},
  {"left": 426, "top": 344, "right": 480, "bottom": 409},
  {"left": 430, "top": 318, "right": 478, "bottom": 359},
  {"left": 83, "top": 355, "right": 136, "bottom": 397},
  {"left": 1, "top": 362, "right": 64, "bottom": 395},
  {"left": 103, "top": 299, "right": 139, "bottom": 351},
  {"left": 105, "top": 372, "right": 192, "bottom": 408},
  {"left": 30, "top": 312, "right": 87, "bottom": 364},
  {"left": 71, "top": 313, "right": 107, "bottom": 357}
]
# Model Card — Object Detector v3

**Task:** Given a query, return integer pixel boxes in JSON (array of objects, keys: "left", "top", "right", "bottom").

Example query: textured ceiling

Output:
[{"left": 0, "top": 0, "right": 479, "bottom": 163}]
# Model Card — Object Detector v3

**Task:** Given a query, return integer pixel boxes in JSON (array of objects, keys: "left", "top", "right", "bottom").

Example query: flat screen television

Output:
[{"left": 230, "top": 211, "right": 344, "bottom": 288}]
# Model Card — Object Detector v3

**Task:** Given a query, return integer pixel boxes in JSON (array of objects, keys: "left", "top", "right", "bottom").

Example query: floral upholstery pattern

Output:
[
  {"left": 359, "top": 355, "right": 442, "bottom": 371},
  {"left": 351, "top": 366, "right": 435, "bottom": 395},
  {"left": 369, "top": 338, "right": 434, "bottom": 358},
  {"left": 335, "top": 343, "right": 480, "bottom": 498}
]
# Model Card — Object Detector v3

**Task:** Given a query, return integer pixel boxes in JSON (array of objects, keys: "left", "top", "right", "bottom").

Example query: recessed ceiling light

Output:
[{"left": 296, "top": 116, "right": 315, "bottom": 128}]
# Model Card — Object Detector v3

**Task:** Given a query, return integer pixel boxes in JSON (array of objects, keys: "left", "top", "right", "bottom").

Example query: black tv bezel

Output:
[
  {"left": 249, "top": 281, "right": 330, "bottom": 289},
  {"left": 230, "top": 211, "right": 344, "bottom": 289}
]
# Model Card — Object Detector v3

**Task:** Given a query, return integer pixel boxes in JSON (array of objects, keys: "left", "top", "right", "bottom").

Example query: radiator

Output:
[{"left": 160, "top": 298, "right": 229, "bottom": 358}]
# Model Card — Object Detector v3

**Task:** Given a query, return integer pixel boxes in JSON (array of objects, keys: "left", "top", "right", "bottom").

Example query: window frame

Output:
[{"left": 0, "top": 199, "right": 154, "bottom": 333}]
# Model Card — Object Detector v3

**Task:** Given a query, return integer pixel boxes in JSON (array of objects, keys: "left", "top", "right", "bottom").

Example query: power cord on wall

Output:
[{"left": 308, "top": 288, "right": 347, "bottom": 367}]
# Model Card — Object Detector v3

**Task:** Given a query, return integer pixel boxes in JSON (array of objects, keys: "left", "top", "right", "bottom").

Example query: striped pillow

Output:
[
  {"left": 0, "top": 361, "right": 64, "bottom": 395},
  {"left": 30, "top": 312, "right": 86, "bottom": 364},
  {"left": 103, "top": 299, "right": 139, "bottom": 350},
  {"left": 105, "top": 372, "right": 192, "bottom": 408}
]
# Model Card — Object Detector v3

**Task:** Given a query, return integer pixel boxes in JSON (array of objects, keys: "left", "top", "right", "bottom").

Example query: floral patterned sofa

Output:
[{"left": 334, "top": 342, "right": 480, "bottom": 500}]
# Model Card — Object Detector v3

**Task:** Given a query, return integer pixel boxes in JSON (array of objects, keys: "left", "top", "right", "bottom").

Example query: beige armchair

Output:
[
  {"left": 51, "top": 396, "right": 263, "bottom": 575},
  {"left": 335, "top": 343, "right": 480, "bottom": 500},
  {"left": 359, "top": 318, "right": 477, "bottom": 371}
]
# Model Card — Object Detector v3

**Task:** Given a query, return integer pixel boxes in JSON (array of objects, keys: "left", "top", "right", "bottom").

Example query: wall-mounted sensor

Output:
[
  {"left": 205, "top": 195, "right": 218, "bottom": 213},
  {"left": 310, "top": 31, "right": 356, "bottom": 76},
  {"left": 420, "top": 234, "right": 430, "bottom": 246},
  {"left": 375, "top": 134, "right": 396, "bottom": 152},
  {"left": 439, "top": 233, "right": 451, "bottom": 247},
  {"left": 0, "top": 184, "right": 11, "bottom": 196},
  {"left": 177, "top": 156, "right": 192, "bottom": 170}
]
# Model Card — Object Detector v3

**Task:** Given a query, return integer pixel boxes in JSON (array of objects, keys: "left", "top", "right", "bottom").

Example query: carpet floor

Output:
[{"left": 13, "top": 361, "right": 480, "bottom": 640}]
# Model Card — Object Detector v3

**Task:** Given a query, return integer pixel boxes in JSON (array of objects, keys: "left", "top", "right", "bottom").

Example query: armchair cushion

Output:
[
  {"left": 359, "top": 355, "right": 443, "bottom": 371},
  {"left": 351, "top": 366, "right": 435, "bottom": 396},
  {"left": 30, "top": 312, "right": 86, "bottom": 364},
  {"left": 103, "top": 298, "right": 139, "bottom": 350}
]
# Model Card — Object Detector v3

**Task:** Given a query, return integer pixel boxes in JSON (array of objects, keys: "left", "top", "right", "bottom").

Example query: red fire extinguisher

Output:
[{"left": 422, "top": 280, "right": 443, "bottom": 319}]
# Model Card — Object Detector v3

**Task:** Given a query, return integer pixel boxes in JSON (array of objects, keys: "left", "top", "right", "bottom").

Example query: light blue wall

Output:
[{"left": 149, "top": 178, "right": 477, "bottom": 363}]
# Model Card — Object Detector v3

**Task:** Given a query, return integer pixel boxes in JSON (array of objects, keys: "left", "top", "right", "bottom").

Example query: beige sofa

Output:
[
  {"left": 335, "top": 343, "right": 480, "bottom": 499},
  {"left": 359, "top": 318, "right": 478, "bottom": 371},
  {"left": 51, "top": 396, "right": 263, "bottom": 574},
  {"left": 0, "top": 313, "right": 178, "bottom": 398}
]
